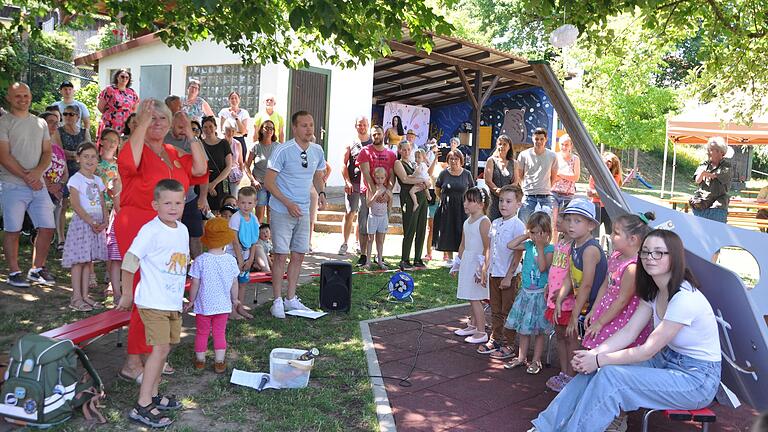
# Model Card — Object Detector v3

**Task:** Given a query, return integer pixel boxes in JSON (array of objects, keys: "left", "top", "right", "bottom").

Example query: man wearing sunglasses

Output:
[
  {"left": 55, "top": 81, "right": 90, "bottom": 131},
  {"left": 265, "top": 111, "right": 327, "bottom": 318}
]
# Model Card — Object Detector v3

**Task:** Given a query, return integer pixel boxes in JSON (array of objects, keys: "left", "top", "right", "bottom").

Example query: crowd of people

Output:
[{"left": 0, "top": 76, "right": 730, "bottom": 429}]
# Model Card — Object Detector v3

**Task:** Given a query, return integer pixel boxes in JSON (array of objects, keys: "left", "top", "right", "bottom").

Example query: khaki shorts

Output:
[{"left": 138, "top": 308, "right": 182, "bottom": 346}]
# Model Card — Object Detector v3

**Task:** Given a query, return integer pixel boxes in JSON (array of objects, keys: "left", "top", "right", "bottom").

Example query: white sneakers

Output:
[
  {"left": 285, "top": 296, "right": 311, "bottom": 311},
  {"left": 271, "top": 296, "right": 311, "bottom": 319},
  {"left": 270, "top": 297, "right": 286, "bottom": 319}
]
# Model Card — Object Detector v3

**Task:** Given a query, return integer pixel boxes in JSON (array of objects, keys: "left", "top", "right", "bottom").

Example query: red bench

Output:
[
  {"left": 41, "top": 309, "right": 131, "bottom": 347},
  {"left": 40, "top": 272, "right": 277, "bottom": 347},
  {"left": 642, "top": 407, "right": 716, "bottom": 431}
]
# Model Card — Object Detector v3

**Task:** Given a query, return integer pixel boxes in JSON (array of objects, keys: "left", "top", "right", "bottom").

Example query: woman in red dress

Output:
[{"left": 115, "top": 99, "right": 207, "bottom": 381}]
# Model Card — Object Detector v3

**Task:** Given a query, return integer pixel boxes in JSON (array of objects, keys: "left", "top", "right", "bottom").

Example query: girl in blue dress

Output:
[{"left": 504, "top": 211, "right": 554, "bottom": 374}]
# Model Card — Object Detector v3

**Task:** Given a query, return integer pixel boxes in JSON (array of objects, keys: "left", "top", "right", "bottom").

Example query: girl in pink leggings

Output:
[{"left": 185, "top": 217, "right": 241, "bottom": 374}]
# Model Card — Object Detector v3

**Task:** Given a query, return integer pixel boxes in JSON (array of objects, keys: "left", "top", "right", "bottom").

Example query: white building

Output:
[{"left": 75, "top": 33, "right": 374, "bottom": 187}]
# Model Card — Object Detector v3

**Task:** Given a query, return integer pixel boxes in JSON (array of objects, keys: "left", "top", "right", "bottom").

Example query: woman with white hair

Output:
[
  {"left": 690, "top": 136, "right": 732, "bottom": 222},
  {"left": 114, "top": 98, "right": 208, "bottom": 384}
]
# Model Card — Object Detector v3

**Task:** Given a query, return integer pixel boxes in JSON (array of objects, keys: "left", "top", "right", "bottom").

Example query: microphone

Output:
[{"left": 257, "top": 375, "right": 270, "bottom": 392}]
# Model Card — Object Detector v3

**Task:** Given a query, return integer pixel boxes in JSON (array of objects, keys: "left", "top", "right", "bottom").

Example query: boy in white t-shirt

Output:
[
  {"left": 117, "top": 179, "right": 189, "bottom": 428},
  {"left": 479, "top": 184, "right": 526, "bottom": 359}
]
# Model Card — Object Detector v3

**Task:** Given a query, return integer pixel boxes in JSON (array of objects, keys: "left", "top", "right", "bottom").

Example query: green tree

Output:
[
  {"left": 1, "top": 0, "right": 451, "bottom": 77},
  {"left": 517, "top": 0, "right": 768, "bottom": 121},
  {"left": 568, "top": 17, "right": 680, "bottom": 151}
]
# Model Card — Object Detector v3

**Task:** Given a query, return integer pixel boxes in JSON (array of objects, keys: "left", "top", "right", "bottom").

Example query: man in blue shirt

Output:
[{"left": 265, "top": 111, "right": 327, "bottom": 318}]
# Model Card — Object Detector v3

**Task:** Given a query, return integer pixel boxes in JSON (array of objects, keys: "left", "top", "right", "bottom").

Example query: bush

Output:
[{"left": 75, "top": 83, "right": 101, "bottom": 138}]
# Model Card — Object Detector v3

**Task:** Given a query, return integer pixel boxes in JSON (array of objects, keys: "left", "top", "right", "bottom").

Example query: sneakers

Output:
[
  {"left": 604, "top": 415, "right": 628, "bottom": 432},
  {"left": 356, "top": 255, "right": 368, "bottom": 267},
  {"left": 6, "top": 272, "right": 30, "bottom": 287},
  {"left": 27, "top": 267, "right": 55, "bottom": 286},
  {"left": 454, "top": 325, "right": 477, "bottom": 336},
  {"left": 338, "top": 243, "right": 348, "bottom": 255},
  {"left": 545, "top": 372, "right": 573, "bottom": 392},
  {"left": 270, "top": 297, "right": 286, "bottom": 319},
  {"left": 214, "top": 361, "right": 227, "bottom": 374},
  {"left": 285, "top": 296, "right": 311, "bottom": 311}
]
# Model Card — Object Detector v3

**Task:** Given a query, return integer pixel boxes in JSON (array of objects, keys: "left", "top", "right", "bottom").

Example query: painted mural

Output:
[{"left": 428, "top": 87, "right": 554, "bottom": 161}]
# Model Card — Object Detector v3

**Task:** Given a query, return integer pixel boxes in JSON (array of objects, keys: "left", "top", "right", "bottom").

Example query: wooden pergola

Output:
[{"left": 373, "top": 34, "right": 541, "bottom": 176}]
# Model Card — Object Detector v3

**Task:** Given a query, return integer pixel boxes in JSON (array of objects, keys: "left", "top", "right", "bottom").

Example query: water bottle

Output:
[{"left": 298, "top": 348, "right": 319, "bottom": 361}]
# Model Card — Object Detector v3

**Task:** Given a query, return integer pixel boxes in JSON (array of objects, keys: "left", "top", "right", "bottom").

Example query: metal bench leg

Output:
[
  {"left": 642, "top": 409, "right": 658, "bottom": 432},
  {"left": 702, "top": 423, "right": 710, "bottom": 432},
  {"left": 545, "top": 329, "right": 555, "bottom": 367},
  {"left": 116, "top": 327, "right": 123, "bottom": 347}
]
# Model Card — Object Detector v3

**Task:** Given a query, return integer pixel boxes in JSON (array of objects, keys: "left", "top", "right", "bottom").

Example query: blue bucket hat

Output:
[{"left": 561, "top": 197, "right": 599, "bottom": 225}]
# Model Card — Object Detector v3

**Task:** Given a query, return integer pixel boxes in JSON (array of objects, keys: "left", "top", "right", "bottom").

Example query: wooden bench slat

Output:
[
  {"left": 690, "top": 408, "right": 717, "bottom": 422},
  {"left": 41, "top": 309, "right": 130, "bottom": 339},
  {"left": 664, "top": 410, "right": 693, "bottom": 421},
  {"left": 50, "top": 316, "right": 131, "bottom": 345}
]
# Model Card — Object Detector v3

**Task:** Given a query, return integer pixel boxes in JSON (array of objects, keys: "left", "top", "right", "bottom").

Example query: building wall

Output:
[{"left": 96, "top": 39, "right": 373, "bottom": 187}]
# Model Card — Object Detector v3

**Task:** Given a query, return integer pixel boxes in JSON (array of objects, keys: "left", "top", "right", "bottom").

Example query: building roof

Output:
[
  {"left": 74, "top": 32, "right": 161, "bottom": 67},
  {"left": 374, "top": 34, "right": 539, "bottom": 108}
]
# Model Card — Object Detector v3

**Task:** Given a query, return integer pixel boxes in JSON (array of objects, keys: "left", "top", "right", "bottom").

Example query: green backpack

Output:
[{"left": 0, "top": 334, "right": 105, "bottom": 428}]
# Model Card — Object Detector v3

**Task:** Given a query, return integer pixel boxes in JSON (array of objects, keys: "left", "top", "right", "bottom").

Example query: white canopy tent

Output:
[{"left": 661, "top": 103, "right": 768, "bottom": 197}]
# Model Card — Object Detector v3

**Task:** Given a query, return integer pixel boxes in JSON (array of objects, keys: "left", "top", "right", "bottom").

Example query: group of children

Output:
[{"left": 451, "top": 184, "right": 656, "bottom": 398}]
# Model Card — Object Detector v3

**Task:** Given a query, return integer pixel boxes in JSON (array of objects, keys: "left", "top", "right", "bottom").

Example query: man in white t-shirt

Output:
[
  {"left": 265, "top": 111, "right": 327, "bottom": 319},
  {"left": 55, "top": 81, "right": 90, "bottom": 131},
  {"left": 0, "top": 82, "right": 56, "bottom": 287},
  {"left": 117, "top": 179, "right": 189, "bottom": 428},
  {"left": 516, "top": 127, "right": 558, "bottom": 223}
]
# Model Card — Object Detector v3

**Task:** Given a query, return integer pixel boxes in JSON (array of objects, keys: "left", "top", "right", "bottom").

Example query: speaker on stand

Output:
[{"left": 319, "top": 261, "right": 352, "bottom": 312}]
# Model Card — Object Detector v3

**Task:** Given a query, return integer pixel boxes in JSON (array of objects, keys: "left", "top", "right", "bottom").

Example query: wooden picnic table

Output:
[{"left": 667, "top": 197, "right": 768, "bottom": 212}]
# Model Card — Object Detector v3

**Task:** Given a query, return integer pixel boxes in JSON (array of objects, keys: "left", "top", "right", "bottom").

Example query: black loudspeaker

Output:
[{"left": 319, "top": 261, "right": 352, "bottom": 312}]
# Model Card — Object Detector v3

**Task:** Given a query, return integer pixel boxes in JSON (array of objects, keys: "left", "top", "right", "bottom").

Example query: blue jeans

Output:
[
  {"left": 532, "top": 347, "right": 721, "bottom": 432},
  {"left": 518, "top": 194, "right": 554, "bottom": 224},
  {"left": 693, "top": 207, "right": 727, "bottom": 223}
]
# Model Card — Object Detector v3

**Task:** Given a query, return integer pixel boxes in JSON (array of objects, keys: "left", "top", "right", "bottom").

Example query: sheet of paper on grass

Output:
[
  {"left": 230, "top": 369, "right": 281, "bottom": 391},
  {"left": 285, "top": 309, "right": 327, "bottom": 319}
]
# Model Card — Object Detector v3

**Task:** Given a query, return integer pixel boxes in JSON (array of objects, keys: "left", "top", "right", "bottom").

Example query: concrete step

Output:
[
  {"left": 314, "top": 220, "right": 403, "bottom": 235},
  {"left": 316, "top": 210, "right": 402, "bottom": 224}
]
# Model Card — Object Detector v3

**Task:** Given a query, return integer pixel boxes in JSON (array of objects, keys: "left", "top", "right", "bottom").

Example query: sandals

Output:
[
  {"left": 477, "top": 341, "right": 500, "bottom": 354},
  {"left": 57, "top": 242, "right": 65, "bottom": 251},
  {"left": 152, "top": 394, "right": 182, "bottom": 411},
  {"left": 526, "top": 361, "right": 543, "bottom": 375},
  {"left": 503, "top": 358, "right": 528, "bottom": 370},
  {"left": 118, "top": 370, "right": 143, "bottom": 384},
  {"left": 489, "top": 346, "right": 516, "bottom": 360},
  {"left": 162, "top": 362, "right": 175, "bottom": 375},
  {"left": 128, "top": 402, "right": 173, "bottom": 428},
  {"left": 69, "top": 300, "right": 93, "bottom": 312},
  {"left": 83, "top": 298, "right": 104, "bottom": 310}
]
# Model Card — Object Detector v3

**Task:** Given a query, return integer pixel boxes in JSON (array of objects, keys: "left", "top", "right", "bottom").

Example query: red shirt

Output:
[
  {"left": 115, "top": 142, "right": 206, "bottom": 255},
  {"left": 356, "top": 145, "right": 397, "bottom": 193}
]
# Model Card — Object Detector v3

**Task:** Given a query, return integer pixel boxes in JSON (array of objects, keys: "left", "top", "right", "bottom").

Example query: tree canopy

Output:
[
  {"left": 518, "top": 0, "right": 768, "bottom": 120},
  {"left": 1, "top": 0, "right": 452, "bottom": 73}
]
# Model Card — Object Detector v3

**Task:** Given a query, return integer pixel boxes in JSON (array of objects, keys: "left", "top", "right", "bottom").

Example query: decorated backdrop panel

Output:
[
  {"left": 429, "top": 87, "right": 554, "bottom": 161},
  {"left": 383, "top": 102, "right": 431, "bottom": 149}
]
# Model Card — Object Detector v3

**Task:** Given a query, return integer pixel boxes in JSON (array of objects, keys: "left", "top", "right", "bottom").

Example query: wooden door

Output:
[{"left": 288, "top": 67, "right": 331, "bottom": 150}]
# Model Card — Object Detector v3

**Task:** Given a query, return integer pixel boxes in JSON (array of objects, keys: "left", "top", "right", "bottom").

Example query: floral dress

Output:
[{"left": 98, "top": 85, "right": 139, "bottom": 136}]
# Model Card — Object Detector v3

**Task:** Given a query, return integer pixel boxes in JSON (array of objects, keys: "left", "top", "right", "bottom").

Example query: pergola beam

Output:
[
  {"left": 372, "top": 52, "right": 491, "bottom": 86},
  {"left": 387, "top": 40, "right": 540, "bottom": 86}
]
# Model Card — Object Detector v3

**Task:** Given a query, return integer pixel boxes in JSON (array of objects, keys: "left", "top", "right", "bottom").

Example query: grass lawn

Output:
[{"left": 0, "top": 236, "right": 461, "bottom": 431}]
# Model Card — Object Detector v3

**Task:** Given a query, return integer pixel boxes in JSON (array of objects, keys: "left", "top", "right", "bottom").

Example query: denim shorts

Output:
[
  {"left": 693, "top": 207, "right": 728, "bottom": 223},
  {"left": 552, "top": 192, "right": 574, "bottom": 209},
  {"left": 256, "top": 188, "right": 270, "bottom": 206},
  {"left": 1, "top": 182, "right": 56, "bottom": 232}
]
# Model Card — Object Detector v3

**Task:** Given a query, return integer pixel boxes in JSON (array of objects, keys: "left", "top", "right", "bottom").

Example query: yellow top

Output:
[{"left": 386, "top": 128, "right": 403, "bottom": 146}]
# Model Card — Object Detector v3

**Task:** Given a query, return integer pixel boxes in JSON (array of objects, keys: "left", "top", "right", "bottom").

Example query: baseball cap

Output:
[
  {"left": 59, "top": 81, "right": 74, "bottom": 89},
  {"left": 561, "top": 197, "right": 599, "bottom": 225}
]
